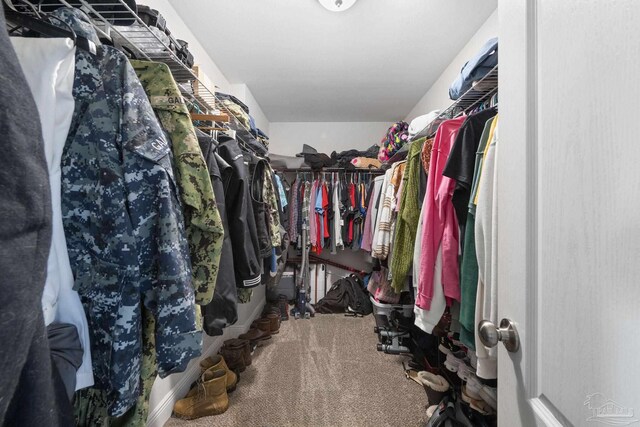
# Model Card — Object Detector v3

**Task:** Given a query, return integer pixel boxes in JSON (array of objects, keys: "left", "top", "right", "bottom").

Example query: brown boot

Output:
[
  {"left": 220, "top": 340, "right": 246, "bottom": 373},
  {"left": 173, "top": 369, "right": 229, "bottom": 419},
  {"left": 224, "top": 338, "right": 251, "bottom": 367},
  {"left": 185, "top": 355, "right": 238, "bottom": 398},
  {"left": 265, "top": 313, "right": 281, "bottom": 334},
  {"left": 251, "top": 318, "right": 272, "bottom": 337},
  {"left": 200, "top": 355, "right": 238, "bottom": 392},
  {"left": 278, "top": 295, "right": 289, "bottom": 321},
  {"left": 239, "top": 328, "right": 272, "bottom": 347}
]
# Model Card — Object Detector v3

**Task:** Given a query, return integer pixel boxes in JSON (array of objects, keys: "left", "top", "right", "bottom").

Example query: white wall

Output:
[
  {"left": 269, "top": 122, "right": 390, "bottom": 157},
  {"left": 405, "top": 10, "right": 498, "bottom": 122},
  {"left": 141, "top": 0, "right": 271, "bottom": 133},
  {"left": 230, "top": 83, "right": 270, "bottom": 134}
]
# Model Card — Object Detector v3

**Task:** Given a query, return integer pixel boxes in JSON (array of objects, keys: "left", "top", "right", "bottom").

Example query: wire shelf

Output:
[
  {"left": 5, "top": 0, "right": 262, "bottom": 151},
  {"left": 440, "top": 65, "right": 498, "bottom": 119}
]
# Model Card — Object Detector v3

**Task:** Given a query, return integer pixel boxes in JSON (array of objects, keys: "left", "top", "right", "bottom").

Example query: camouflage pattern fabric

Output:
[
  {"left": 237, "top": 288, "right": 253, "bottom": 303},
  {"left": 131, "top": 60, "right": 224, "bottom": 306},
  {"left": 263, "top": 165, "right": 282, "bottom": 248},
  {"left": 52, "top": 8, "right": 202, "bottom": 420}
]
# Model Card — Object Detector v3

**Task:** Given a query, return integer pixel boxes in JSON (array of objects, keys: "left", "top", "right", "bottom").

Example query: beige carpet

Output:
[{"left": 165, "top": 314, "right": 428, "bottom": 427}]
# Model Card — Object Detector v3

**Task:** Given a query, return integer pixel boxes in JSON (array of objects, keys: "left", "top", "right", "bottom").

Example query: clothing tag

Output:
[{"left": 340, "top": 220, "right": 344, "bottom": 226}]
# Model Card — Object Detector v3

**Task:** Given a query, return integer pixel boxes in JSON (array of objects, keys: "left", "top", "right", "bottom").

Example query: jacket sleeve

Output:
[{"left": 120, "top": 61, "right": 201, "bottom": 378}]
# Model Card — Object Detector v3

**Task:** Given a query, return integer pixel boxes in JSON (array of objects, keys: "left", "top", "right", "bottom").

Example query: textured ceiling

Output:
[{"left": 169, "top": 0, "right": 497, "bottom": 122}]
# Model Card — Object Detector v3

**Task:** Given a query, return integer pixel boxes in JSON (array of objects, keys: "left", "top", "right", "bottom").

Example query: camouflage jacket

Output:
[
  {"left": 131, "top": 60, "right": 224, "bottom": 306},
  {"left": 53, "top": 8, "right": 201, "bottom": 417},
  {"left": 263, "top": 165, "right": 282, "bottom": 248}
]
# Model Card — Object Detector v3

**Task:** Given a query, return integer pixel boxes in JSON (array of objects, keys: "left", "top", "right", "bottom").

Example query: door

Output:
[{"left": 497, "top": 1, "right": 640, "bottom": 426}]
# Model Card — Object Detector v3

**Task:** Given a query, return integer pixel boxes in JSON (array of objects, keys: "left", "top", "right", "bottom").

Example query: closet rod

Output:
[{"left": 277, "top": 167, "right": 384, "bottom": 175}]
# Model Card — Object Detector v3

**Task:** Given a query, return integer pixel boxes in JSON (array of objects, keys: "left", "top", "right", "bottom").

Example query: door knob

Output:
[{"left": 478, "top": 318, "right": 520, "bottom": 352}]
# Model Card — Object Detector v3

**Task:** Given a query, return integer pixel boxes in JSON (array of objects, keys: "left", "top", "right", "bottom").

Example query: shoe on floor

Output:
[
  {"left": 479, "top": 385, "right": 497, "bottom": 411},
  {"left": 418, "top": 371, "right": 450, "bottom": 406},
  {"left": 456, "top": 363, "right": 476, "bottom": 382},
  {"left": 464, "top": 373, "right": 483, "bottom": 400},
  {"left": 461, "top": 384, "right": 493, "bottom": 415},
  {"left": 444, "top": 351, "right": 467, "bottom": 373},
  {"left": 173, "top": 369, "right": 229, "bottom": 420},
  {"left": 220, "top": 339, "right": 248, "bottom": 373},
  {"left": 265, "top": 313, "right": 281, "bottom": 334},
  {"left": 199, "top": 355, "right": 237, "bottom": 392},
  {"left": 239, "top": 327, "right": 272, "bottom": 346}
]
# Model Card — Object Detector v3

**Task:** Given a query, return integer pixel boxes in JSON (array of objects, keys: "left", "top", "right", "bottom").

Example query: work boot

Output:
[
  {"left": 278, "top": 295, "right": 289, "bottom": 321},
  {"left": 199, "top": 355, "right": 238, "bottom": 392},
  {"left": 224, "top": 338, "right": 251, "bottom": 367},
  {"left": 265, "top": 313, "right": 281, "bottom": 334},
  {"left": 239, "top": 327, "right": 272, "bottom": 347},
  {"left": 186, "top": 355, "right": 238, "bottom": 398},
  {"left": 262, "top": 303, "right": 280, "bottom": 317},
  {"left": 251, "top": 318, "right": 272, "bottom": 337},
  {"left": 220, "top": 340, "right": 246, "bottom": 373},
  {"left": 173, "top": 369, "right": 229, "bottom": 419}
]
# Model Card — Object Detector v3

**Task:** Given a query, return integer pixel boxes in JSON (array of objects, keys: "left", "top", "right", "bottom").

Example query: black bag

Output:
[
  {"left": 315, "top": 274, "right": 372, "bottom": 315},
  {"left": 344, "top": 274, "right": 373, "bottom": 316}
]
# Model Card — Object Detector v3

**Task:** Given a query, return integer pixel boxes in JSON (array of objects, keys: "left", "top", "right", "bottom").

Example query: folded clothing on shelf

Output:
[{"left": 449, "top": 37, "right": 498, "bottom": 100}]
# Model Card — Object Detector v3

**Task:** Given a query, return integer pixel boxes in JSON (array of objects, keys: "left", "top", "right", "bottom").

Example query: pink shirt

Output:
[{"left": 417, "top": 116, "right": 466, "bottom": 310}]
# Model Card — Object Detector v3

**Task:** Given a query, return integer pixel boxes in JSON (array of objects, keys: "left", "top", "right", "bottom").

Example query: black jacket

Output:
[
  {"left": 217, "top": 137, "right": 262, "bottom": 288},
  {"left": 197, "top": 131, "right": 238, "bottom": 335},
  {"left": 247, "top": 152, "right": 272, "bottom": 259}
]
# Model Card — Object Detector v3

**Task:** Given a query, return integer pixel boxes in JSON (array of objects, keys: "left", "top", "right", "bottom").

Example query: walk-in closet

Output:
[{"left": 1, "top": 1, "right": 639, "bottom": 426}]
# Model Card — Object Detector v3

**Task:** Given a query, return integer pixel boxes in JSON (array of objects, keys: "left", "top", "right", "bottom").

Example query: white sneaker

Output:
[
  {"left": 465, "top": 373, "right": 483, "bottom": 400},
  {"left": 457, "top": 363, "right": 476, "bottom": 381},
  {"left": 480, "top": 385, "right": 497, "bottom": 411},
  {"left": 468, "top": 351, "right": 478, "bottom": 369},
  {"left": 444, "top": 352, "right": 465, "bottom": 372}
]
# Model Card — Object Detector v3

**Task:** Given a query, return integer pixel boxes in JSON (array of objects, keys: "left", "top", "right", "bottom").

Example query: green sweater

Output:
[{"left": 390, "top": 137, "right": 426, "bottom": 292}]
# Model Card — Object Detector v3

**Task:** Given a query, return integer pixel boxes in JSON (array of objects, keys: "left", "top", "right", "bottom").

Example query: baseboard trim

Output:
[{"left": 146, "top": 300, "right": 265, "bottom": 427}]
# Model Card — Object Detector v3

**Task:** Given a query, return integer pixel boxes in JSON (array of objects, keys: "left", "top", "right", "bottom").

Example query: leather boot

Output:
[
  {"left": 200, "top": 355, "right": 238, "bottom": 392},
  {"left": 173, "top": 369, "right": 229, "bottom": 419},
  {"left": 239, "top": 327, "right": 272, "bottom": 347},
  {"left": 265, "top": 313, "right": 281, "bottom": 334},
  {"left": 224, "top": 338, "right": 251, "bottom": 367},
  {"left": 278, "top": 295, "right": 289, "bottom": 321},
  {"left": 220, "top": 340, "right": 246, "bottom": 373},
  {"left": 251, "top": 318, "right": 272, "bottom": 338}
]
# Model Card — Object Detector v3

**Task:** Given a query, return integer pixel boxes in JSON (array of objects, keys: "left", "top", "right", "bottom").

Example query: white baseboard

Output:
[{"left": 146, "top": 299, "right": 265, "bottom": 427}]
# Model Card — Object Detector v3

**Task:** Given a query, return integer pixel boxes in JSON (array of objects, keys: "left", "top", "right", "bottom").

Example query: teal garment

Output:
[{"left": 458, "top": 117, "right": 496, "bottom": 349}]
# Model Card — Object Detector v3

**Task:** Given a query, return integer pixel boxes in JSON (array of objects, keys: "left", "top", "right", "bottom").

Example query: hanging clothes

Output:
[
  {"left": 132, "top": 59, "right": 224, "bottom": 306},
  {"left": 0, "top": 8, "right": 72, "bottom": 423},
  {"left": 443, "top": 107, "right": 498, "bottom": 231},
  {"left": 49, "top": 8, "right": 201, "bottom": 420},
  {"left": 417, "top": 115, "right": 466, "bottom": 311},
  {"left": 474, "top": 119, "right": 500, "bottom": 380},
  {"left": 459, "top": 116, "right": 498, "bottom": 350},
  {"left": 217, "top": 136, "right": 262, "bottom": 288},
  {"left": 390, "top": 137, "right": 427, "bottom": 292},
  {"left": 332, "top": 174, "right": 345, "bottom": 251},
  {"left": 361, "top": 176, "right": 384, "bottom": 252},
  {"left": 198, "top": 131, "right": 238, "bottom": 336},
  {"left": 10, "top": 36, "right": 94, "bottom": 392}
]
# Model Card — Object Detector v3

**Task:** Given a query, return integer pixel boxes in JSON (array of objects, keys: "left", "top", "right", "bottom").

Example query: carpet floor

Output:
[{"left": 165, "top": 314, "right": 428, "bottom": 427}]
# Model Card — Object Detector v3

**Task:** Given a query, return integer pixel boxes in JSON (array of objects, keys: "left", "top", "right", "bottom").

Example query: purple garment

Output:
[
  {"left": 308, "top": 180, "right": 318, "bottom": 247},
  {"left": 315, "top": 184, "right": 324, "bottom": 248}
]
